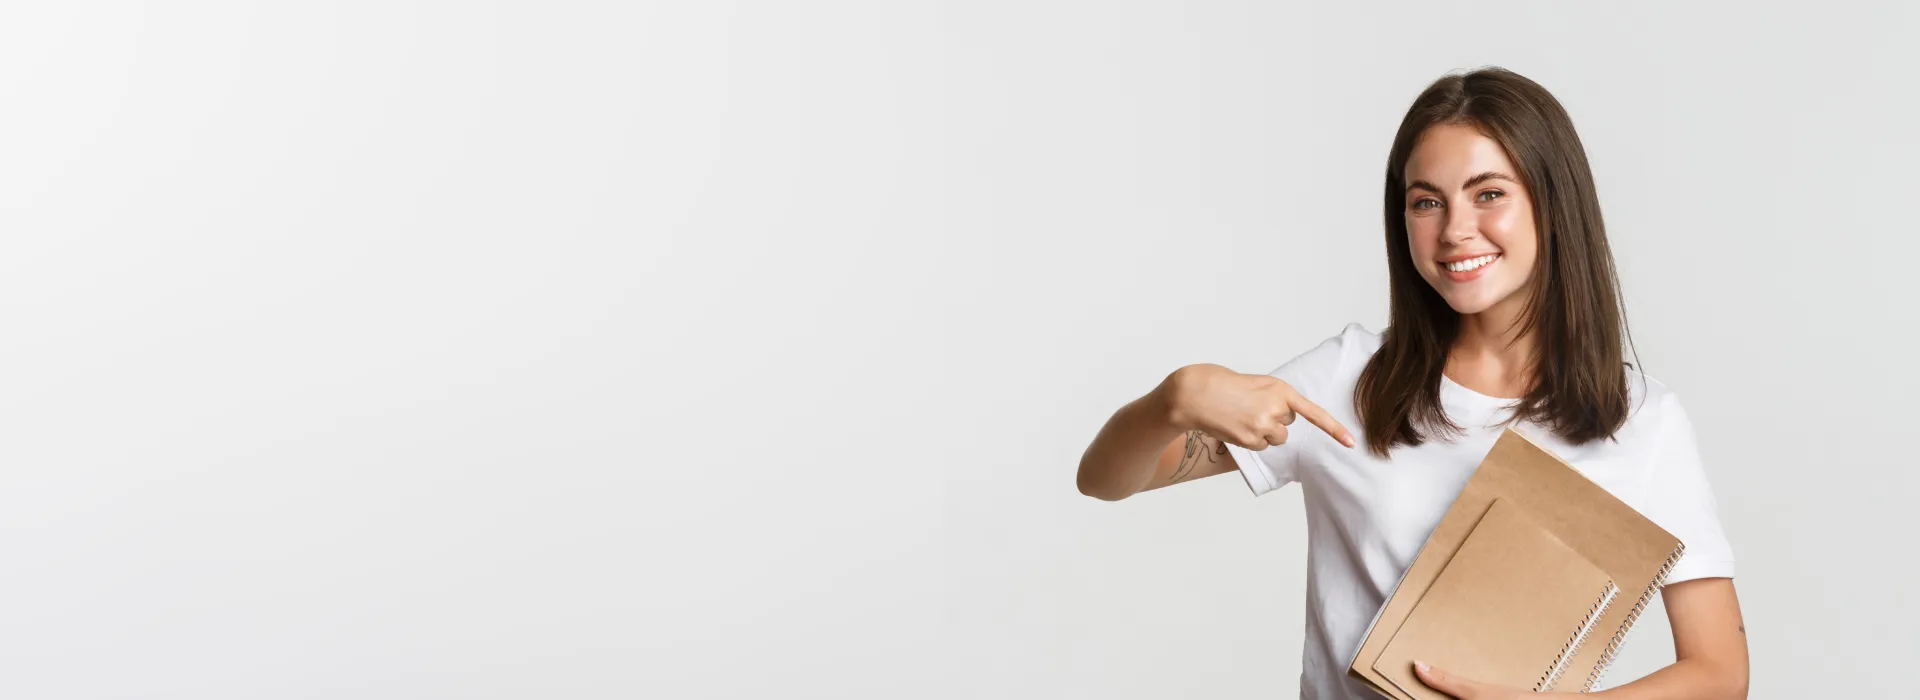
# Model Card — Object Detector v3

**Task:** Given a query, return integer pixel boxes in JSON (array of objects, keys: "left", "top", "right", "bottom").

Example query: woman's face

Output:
[{"left": 1402, "top": 123, "right": 1539, "bottom": 316}]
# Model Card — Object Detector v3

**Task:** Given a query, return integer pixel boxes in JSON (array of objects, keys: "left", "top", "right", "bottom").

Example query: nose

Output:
[{"left": 1442, "top": 222, "right": 1480, "bottom": 246}]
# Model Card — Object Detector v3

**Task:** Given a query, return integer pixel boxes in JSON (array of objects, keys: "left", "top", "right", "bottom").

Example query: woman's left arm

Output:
[
  {"left": 1586, "top": 577, "right": 1748, "bottom": 699},
  {"left": 1412, "top": 578, "right": 1748, "bottom": 699}
]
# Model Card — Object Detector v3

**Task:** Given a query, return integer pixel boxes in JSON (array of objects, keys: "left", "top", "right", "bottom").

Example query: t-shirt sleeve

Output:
[
  {"left": 1224, "top": 322, "right": 1367, "bottom": 497},
  {"left": 1639, "top": 391, "right": 1737, "bottom": 584}
]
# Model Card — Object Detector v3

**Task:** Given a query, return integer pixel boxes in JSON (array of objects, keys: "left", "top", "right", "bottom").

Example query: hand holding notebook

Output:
[
  {"left": 1372, "top": 498, "right": 1618, "bottom": 698},
  {"left": 1348, "top": 428, "right": 1687, "bottom": 699}
]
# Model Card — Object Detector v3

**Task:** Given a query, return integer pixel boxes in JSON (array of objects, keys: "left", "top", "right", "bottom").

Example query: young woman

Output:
[{"left": 1075, "top": 68, "right": 1748, "bottom": 700}]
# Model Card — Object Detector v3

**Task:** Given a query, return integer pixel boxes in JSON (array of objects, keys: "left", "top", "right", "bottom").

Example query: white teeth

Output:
[{"left": 1445, "top": 254, "right": 1498, "bottom": 273}]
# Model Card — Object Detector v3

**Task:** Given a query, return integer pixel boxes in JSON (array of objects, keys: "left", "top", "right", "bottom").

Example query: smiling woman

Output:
[{"left": 1077, "top": 66, "right": 1747, "bottom": 700}]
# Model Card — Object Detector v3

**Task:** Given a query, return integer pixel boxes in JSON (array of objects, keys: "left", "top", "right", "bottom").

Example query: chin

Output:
[
  {"left": 1444, "top": 298, "right": 1492, "bottom": 315},
  {"left": 1422, "top": 270, "right": 1525, "bottom": 316},
  {"left": 1439, "top": 290, "right": 1506, "bottom": 315}
]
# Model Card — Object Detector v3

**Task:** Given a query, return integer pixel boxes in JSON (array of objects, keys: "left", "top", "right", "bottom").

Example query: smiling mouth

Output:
[{"left": 1442, "top": 253, "right": 1500, "bottom": 273}]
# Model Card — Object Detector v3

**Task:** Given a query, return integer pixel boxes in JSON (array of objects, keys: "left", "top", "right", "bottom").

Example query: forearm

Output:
[
  {"left": 1076, "top": 373, "right": 1186, "bottom": 501},
  {"left": 1582, "top": 578, "right": 1749, "bottom": 700},
  {"left": 1582, "top": 657, "right": 1746, "bottom": 700}
]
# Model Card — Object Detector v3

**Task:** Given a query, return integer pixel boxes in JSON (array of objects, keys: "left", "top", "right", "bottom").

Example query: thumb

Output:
[{"left": 1413, "top": 661, "right": 1481, "bottom": 699}]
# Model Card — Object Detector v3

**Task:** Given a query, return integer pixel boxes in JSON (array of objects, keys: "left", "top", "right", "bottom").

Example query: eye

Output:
[
  {"left": 1411, "top": 198, "right": 1440, "bottom": 210},
  {"left": 1477, "top": 190, "right": 1505, "bottom": 203}
]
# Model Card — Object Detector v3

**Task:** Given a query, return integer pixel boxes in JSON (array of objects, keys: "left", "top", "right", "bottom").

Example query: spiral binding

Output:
[
  {"left": 1536, "top": 581, "right": 1620, "bottom": 692},
  {"left": 1579, "top": 542, "right": 1688, "bottom": 692}
]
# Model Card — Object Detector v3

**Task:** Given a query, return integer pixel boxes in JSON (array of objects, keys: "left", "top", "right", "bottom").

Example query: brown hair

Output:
[{"left": 1354, "top": 66, "right": 1642, "bottom": 457}]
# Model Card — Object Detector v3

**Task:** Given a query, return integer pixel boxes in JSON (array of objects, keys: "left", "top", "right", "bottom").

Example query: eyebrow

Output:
[{"left": 1406, "top": 171, "right": 1518, "bottom": 195}]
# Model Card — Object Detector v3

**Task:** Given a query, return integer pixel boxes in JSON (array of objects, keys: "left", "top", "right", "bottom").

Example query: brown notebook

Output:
[
  {"left": 1372, "top": 498, "right": 1619, "bottom": 699},
  {"left": 1349, "top": 428, "right": 1687, "bottom": 699}
]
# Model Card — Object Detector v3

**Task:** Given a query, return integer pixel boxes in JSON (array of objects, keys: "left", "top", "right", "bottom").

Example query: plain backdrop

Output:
[{"left": 2, "top": 2, "right": 1915, "bottom": 698}]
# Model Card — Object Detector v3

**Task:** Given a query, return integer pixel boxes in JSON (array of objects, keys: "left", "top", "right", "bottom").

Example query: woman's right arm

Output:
[{"left": 1076, "top": 364, "right": 1354, "bottom": 501}]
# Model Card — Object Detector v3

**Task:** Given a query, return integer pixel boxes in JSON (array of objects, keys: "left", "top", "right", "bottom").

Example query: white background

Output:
[{"left": 2, "top": 2, "right": 1914, "bottom": 698}]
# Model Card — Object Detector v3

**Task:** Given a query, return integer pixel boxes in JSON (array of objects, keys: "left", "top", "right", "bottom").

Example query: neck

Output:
[{"left": 1448, "top": 292, "right": 1538, "bottom": 394}]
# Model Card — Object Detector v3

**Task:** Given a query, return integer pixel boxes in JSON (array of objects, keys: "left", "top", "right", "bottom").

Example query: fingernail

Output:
[
  {"left": 1342, "top": 434, "right": 1355, "bottom": 448},
  {"left": 1414, "top": 661, "right": 1430, "bottom": 673}
]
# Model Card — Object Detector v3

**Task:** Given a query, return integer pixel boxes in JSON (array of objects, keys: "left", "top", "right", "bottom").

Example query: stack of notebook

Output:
[{"left": 1349, "top": 427, "right": 1687, "bottom": 699}]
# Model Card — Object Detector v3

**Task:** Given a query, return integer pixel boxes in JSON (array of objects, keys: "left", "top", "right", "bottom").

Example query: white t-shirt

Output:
[{"left": 1223, "top": 322, "right": 1735, "bottom": 700}]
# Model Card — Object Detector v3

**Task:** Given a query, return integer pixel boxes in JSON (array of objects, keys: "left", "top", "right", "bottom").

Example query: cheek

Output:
[
  {"left": 1405, "top": 217, "right": 1440, "bottom": 255},
  {"left": 1483, "top": 204, "right": 1536, "bottom": 258}
]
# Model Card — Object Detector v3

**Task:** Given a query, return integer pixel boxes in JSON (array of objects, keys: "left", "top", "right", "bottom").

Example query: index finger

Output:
[{"left": 1288, "top": 394, "right": 1355, "bottom": 448}]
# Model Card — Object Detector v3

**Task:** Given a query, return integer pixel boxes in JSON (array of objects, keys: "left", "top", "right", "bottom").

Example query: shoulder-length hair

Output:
[{"left": 1355, "top": 66, "right": 1642, "bottom": 458}]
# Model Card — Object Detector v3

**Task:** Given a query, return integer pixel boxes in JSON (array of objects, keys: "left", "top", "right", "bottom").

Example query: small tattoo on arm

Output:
[{"left": 1169, "top": 430, "right": 1227, "bottom": 484}]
